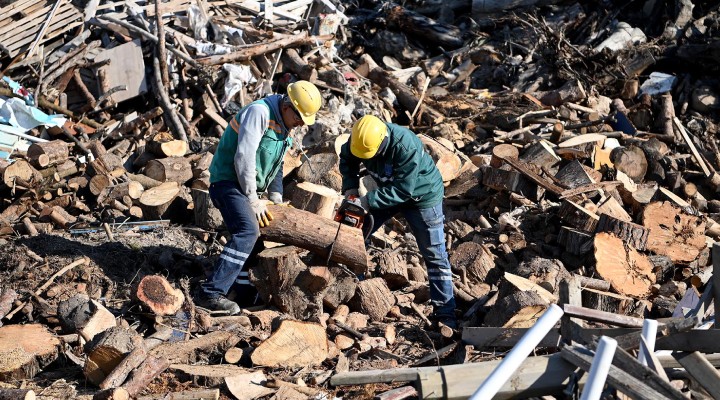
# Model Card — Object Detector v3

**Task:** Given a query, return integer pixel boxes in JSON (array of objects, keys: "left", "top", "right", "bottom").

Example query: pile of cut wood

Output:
[{"left": 3, "top": 0, "right": 720, "bottom": 398}]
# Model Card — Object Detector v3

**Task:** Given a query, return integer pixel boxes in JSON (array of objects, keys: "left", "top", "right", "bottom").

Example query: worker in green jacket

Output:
[
  {"left": 339, "top": 115, "right": 457, "bottom": 328},
  {"left": 198, "top": 81, "right": 322, "bottom": 315}
]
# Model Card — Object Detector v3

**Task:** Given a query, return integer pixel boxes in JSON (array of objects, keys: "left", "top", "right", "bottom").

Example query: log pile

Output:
[{"left": 2, "top": 0, "right": 720, "bottom": 398}]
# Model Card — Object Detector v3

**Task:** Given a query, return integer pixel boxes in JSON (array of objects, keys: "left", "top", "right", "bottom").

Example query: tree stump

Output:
[
  {"left": 349, "top": 278, "right": 394, "bottom": 321},
  {"left": 251, "top": 320, "right": 328, "bottom": 368},
  {"left": 642, "top": 201, "right": 706, "bottom": 263},
  {"left": 27, "top": 140, "right": 70, "bottom": 168},
  {"left": 84, "top": 327, "right": 144, "bottom": 385},
  {"left": 136, "top": 275, "right": 185, "bottom": 316},
  {"left": 191, "top": 189, "right": 223, "bottom": 230},
  {"left": 144, "top": 157, "right": 193, "bottom": 183},
  {"left": 0, "top": 324, "right": 60, "bottom": 380},
  {"left": 594, "top": 232, "right": 655, "bottom": 298},
  {"left": 288, "top": 181, "right": 338, "bottom": 219}
]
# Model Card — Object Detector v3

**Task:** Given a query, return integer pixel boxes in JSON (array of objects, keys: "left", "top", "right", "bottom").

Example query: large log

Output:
[
  {"left": 251, "top": 320, "right": 328, "bottom": 368},
  {"left": 594, "top": 232, "right": 655, "bottom": 298},
  {"left": 3, "top": 160, "right": 40, "bottom": 187},
  {"left": 139, "top": 181, "right": 181, "bottom": 220},
  {"left": 84, "top": 327, "right": 144, "bottom": 386},
  {"left": 0, "top": 324, "right": 60, "bottom": 380},
  {"left": 146, "top": 132, "right": 188, "bottom": 157},
  {"left": 642, "top": 201, "right": 705, "bottom": 263},
  {"left": 449, "top": 241, "right": 498, "bottom": 285},
  {"left": 27, "top": 140, "right": 70, "bottom": 168},
  {"left": 144, "top": 157, "right": 192, "bottom": 183},
  {"left": 58, "top": 295, "right": 117, "bottom": 342},
  {"left": 376, "top": 250, "right": 409, "bottom": 289},
  {"left": 136, "top": 275, "right": 185, "bottom": 316},
  {"left": 418, "top": 135, "right": 462, "bottom": 182},
  {"left": 484, "top": 291, "right": 548, "bottom": 328},
  {"left": 595, "top": 214, "right": 649, "bottom": 251},
  {"left": 261, "top": 206, "right": 368, "bottom": 273},
  {"left": 323, "top": 266, "right": 359, "bottom": 310}
]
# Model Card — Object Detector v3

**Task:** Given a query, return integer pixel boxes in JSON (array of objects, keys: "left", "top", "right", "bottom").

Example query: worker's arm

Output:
[
  {"left": 367, "top": 143, "right": 420, "bottom": 209},
  {"left": 234, "top": 104, "right": 269, "bottom": 198},
  {"left": 339, "top": 141, "right": 361, "bottom": 193}
]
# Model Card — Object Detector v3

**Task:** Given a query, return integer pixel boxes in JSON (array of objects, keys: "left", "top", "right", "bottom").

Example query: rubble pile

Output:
[{"left": 2, "top": 0, "right": 720, "bottom": 398}]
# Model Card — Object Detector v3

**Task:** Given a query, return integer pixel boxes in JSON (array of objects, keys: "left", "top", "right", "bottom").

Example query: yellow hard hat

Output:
[
  {"left": 351, "top": 115, "right": 387, "bottom": 159},
  {"left": 287, "top": 80, "right": 322, "bottom": 125}
]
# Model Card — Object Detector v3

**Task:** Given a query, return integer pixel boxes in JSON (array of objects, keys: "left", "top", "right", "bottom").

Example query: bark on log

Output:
[
  {"left": 92, "top": 388, "right": 130, "bottom": 400},
  {"left": 557, "top": 226, "right": 593, "bottom": 255},
  {"left": 296, "top": 153, "right": 343, "bottom": 192},
  {"left": 0, "top": 324, "right": 60, "bottom": 380},
  {"left": 611, "top": 145, "right": 648, "bottom": 183},
  {"left": 144, "top": 157, "right": 193, "bottom": 183},
  {"left": 597, "top": 196, "right": 632, "bottom": 222},
  {"left": 554, "top": 160, "right": 596, "bottom": 189},
  {"left": 190, "top": 189, "right": 223, "bottom": 230},
  {"left": 250, "top": 246, "right": 328, "bottom": 320},
  {"left": 582, "top": 288, "right": 642, "bottom": 316},
  {"left": 146, "top": 132, "right": 188, "bottom": 157},
  {"left": 27, "top": 140, "right": 70, "bottom": 168},
  {"left": 121, "top": 356, "right": 171, "bottom": 397},
  {"left": 136, "top": 275, "right": 185, "bottom": 316},
  {"left": 90, "top": 174, "right": 111, "bottom": 197},
  {"left": 89, "top": 153, "right": 124, "bottom": 177},
  {"left": 288, "top": 181, "right": 338, "bottom": 219},
  {"left": 349, "top": 278, "right": 394, "bottom": 321},
  {"left": 281, "top": 48, "right": 317, "bottom": 81},
  {"left": 558, "top": 201, "right": 600, "bottom": 232},
  {"left": 3, "top": 160, "right": 40, "bottom": 187},
  {"left": 595, "top": 214, "right": 649, "bottom": 251},
  {"left": 139, "top": 181, "right": 181, "bottom": 220},
  {"left": 449, "top": 241, "right": 498, "bottom": 285},
  {"left": 490, "top": 144, "right": 519, "bottom": 168},
  {"left": 192, "top": 152, "right": 213, "bottom": 178},
  {"left": 84, "top": 327, "right": 144, "bottom": 386},
  {"left": 99, "top": 327, "right": 172, "bottom": 390},
  {"left": 250, "top": 320, "right": 328, "bottom": 368},
  {"left": 376, "top": 250, "right": 409, "bottom": 289},
  {"left": 484, "top": 290, "right": 548, "bottom": 328},
  {"left": 418, "top": 134, "right": 462, "bottom": 182},
  {"left": 196, "top": 33, "right": 334, "bottom": 65},
  {"left": 594, "top": 232, "right": 655, "bottom": 298},
  {"left": 260, "top": 205, "right": 368, "bottom": 273},
  {"left": 128, "top": 173, "right": 163, "bottom": 189},
  {"left": 481, "top": 166, "right": 540, "bottom": 200},
  {"left": 323, "top": 266, "right": 359, "bottom": 310},
  {"left": 519, "top": 140, "right": 560, "bottom": 173},
  {"left": 642, "top": 201, "right": 705, "bottom": 263},
  {"left": 0, "top": 288, "right": 18, "bottom": 324},
  {"left": 0, "top": 389, "right": 36, "bottom": 400}
]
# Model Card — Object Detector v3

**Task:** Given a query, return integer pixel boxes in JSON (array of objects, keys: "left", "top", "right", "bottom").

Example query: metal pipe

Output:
[
  {"left": 580, "top": 336, "right": 618, "bottom": 400},
  {"left": 638, "top": 319, "right": 658, "bottom": 366},
  {"left": 469, "top": 304, "right": 564, "bottom": 400}
]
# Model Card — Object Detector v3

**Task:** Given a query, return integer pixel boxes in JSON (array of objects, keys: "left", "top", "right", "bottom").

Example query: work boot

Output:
[{"left": 196, "top": 294, "right": 241, "bottom": 315}]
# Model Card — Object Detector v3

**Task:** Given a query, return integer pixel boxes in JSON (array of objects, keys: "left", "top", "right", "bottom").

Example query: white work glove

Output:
[
  {"left": 249, "top": 197, "right": 273, "bottom": 228},
  {"left": 268, "top": 192, "right": 283, "bottom": 204},
  {"left": 344, "top": 189, "right": 359, "bottom": 198}
]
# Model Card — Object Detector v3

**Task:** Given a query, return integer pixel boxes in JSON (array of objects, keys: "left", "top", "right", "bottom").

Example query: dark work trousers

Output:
[
  {"left": 363, "top": 202, "right": 456, "bottom": 318},
  {"left": 201, "top": 180, "right": 260, "bottom": 299}
]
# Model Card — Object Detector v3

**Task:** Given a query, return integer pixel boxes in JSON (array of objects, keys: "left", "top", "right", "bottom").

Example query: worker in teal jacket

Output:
[
  {"left": 339, "top": 115, "right": 457, "bottom": 328},
  {"left": 198, "top": 81, "right": 322, "bottom": 315}
]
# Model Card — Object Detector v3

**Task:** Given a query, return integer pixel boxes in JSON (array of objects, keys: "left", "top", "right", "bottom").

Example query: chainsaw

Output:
[{"left": 326, "top": 196, "right": 373, "bottom": 265}]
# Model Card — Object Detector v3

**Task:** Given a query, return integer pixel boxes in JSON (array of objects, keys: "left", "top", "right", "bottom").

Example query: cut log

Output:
[
  {"left": 296, "top": 153, "right": 343, "bottom": 192},
  {"left": 0, "top": 324, "right": 60, "bottom": 380},
  {"left": 224, "top": 347, "right": 243, "bottom": 364},
  {"left": 557, "top": 226, "right": 593, "bottom": 255},
  {"left": 554, "top": 160, "right": 596, "bottom": 189},
  {"left": 642, "top": 201, "right": 706, "bottom": 264},
  {"left": 250, "top": 246, "right": 327, "bottom": 320},
  {"left": 136, "top": 275, "right": 185, "bottom": 316},
  {"left": 418, "top": 134, "right": 462, "bottom": 182},
  {"left": 251, "top": 320, "right": 328, "bottom": 368},
  {"left": 519, "top": 140, "right": 560, "bottom": 173},
  {"left": 594, "top": 232, "right": 655, "bottom": 298},
  {"left": 84, "top": 327, "right": 144, "bottom": 386},
  {"left": 92, "top": 388, "right": 130, "bottom": 400},
  {"left": 190, "top": 189, "right": 223, "bottom": 230},
  {"left": 100, "top": 327, "right": 173, "bottom": 390},
  {"left": 595, "top": 214, "right": 649, "bottom": 251},
  {"left": 121, "top": 356, "right": 171, "bottom": 397},
  {"left": 225, "top": 371, "right": 275, "bottom": 400},
  {"left": 0, "top": 288, "right": 18, "bottom": 324},
  {"left": 323, "top": 266, "right": 358, "bottom": 310},
  {"left": 385, "top": 4, "right": 463, "bottom": 48},
  {"left": 582, "top": 288, "right": 643, "bottom": 316},
  {"left": 0, "top": 389, "right": 36, "bottom": 400},
  {"left": 127, "top": 173, "right": 162, "bottom": 189},
  {"left": 288, "top": 181, "right": 338, "bottom": 219},
  {"left": 349, "top": 278, "right": 394, "bottom": 321},
  {"left": 481, "top": 165, "right": 540, "bottom": 200},
  {"left": 484, "top": 291, "right": 548, "bottom": 328},
  {"left": 27, "top": 140, "right": 70, "bottom": 168},
  {"left": 139, "top": 181, "right": 181, "bottom": 220},
  {"left": 146, "top": 134, "right": 188, "bottom": 157},
  {"left": 90, "top": 174, "right": 112, "bottom": 197},
  {"left": 611, "top": 145, "right": 648, "bottom": 183},
  {"left": 281, "top": 48, "right": 317, "bottom": 81},
  {"left": 169, "top": 364, "right": 247, "bottom": 387},
  {"left": 449, "top": 241, "right": 498, "bottom": 284},
  {"left": 376, "top": 250, "right": 409, "bottom": 289},
  {"left": 511, "top": 257, "right": 571, "bottom": 295},
  {"left": 89, "top": 153, "right": 124, "bottom": 177},
  {"left": 597, "top": 196, "right": 631, "bottom": 222},
  {"left": 558, "top": 200, "right": 599, "bottom": 232},
  {"left": 58, "top": 295, "right": 117, "bottom": 342},
  {"left": 261, "top": 205, "right": 368, "bottom": 273},
  {"left": 503, "top": 272, "right": 559, "bottom": 303},
  {"left": 3, "top": 160, "right": 39, "bottom": 187},
  {"left": 144, "top": 157, "right": 193, "bottom": 183},
  {"left": 490, "top": 144, "right": 519, "bottom": 168}
]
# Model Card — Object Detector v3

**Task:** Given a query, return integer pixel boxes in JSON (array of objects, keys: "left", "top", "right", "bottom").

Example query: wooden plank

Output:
[
  {"left": 673, "top": 352, "right": 720, "bottom": 399},
  {"left": 0, "top": 0, "right": 43, "bottom": 14},
  {"left": 562, "top": 304, "right": 645, "bottom": 328},
  {"left": 25, "top": 0, "right": 64, "bottom": 59},
  {"left": 561, "top": 345, "right": 667, "bottom": 400},
  {"left": 674, "top": 117, "right": 711, "bottom": 177},
  {"left": 4, "top": 7, "right": 81, "bottom": 50},
  {"left": 559, "top": 277, "right": 583, "bottom": 344},
  {"left": 0, "top": 2, "right": 56, "bottom": 43},
  {"left": 6, "top": 19, "right": 83, "bottom": 56}
]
